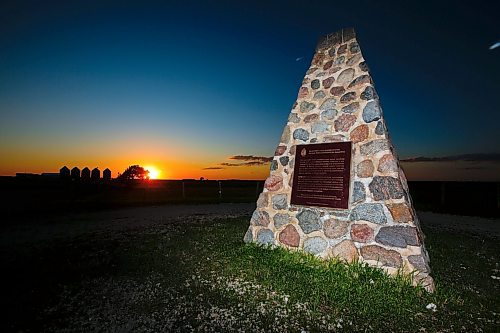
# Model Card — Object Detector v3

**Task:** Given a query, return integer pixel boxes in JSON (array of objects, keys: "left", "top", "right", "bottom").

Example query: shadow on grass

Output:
[{"left": 1, "top": 216, "right": 498, "bottom": 332}]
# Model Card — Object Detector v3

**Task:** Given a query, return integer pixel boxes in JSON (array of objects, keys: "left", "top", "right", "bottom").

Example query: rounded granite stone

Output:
[
  {"left": 378, "top": 154, "right": 398, "bottom": 173},
  {"left": 256, "top": 192, "right": 268, "bottom": 208},
  {"left": 362, "top": 100, "right": 382, "bottom": 123},
  {"left": 270, "top": 160, "right": 278, "bottom": 171},
  {"left": 298, "top": 86, "right": 309, "bottom": 98},
  {"left": 275, "top": 145, "right": 287, "bottom": 156},
  {"left": 297, "top": 209, "right": 321, "bottom": 234},
  {"left": 360, "top": 245, "right": 402, "bottom": 268},
  {"left": 272, "top": 193, "right": 288, "bottom": 210},
  {"left": 330, "top": 240, "right": 358, "bottom": 262},
  {"left": 304, "top": 237, "right": 327, "bottom": 255},
  {"left": 334, "top": 56, "right": 345, "bottom": 65},
  {"left": 387, "top": 203, "right": 413, "bottom": 223},
  {"left": 256, "top": 228, "right": 275, "bottom": 246},
  {"left": 279, "top": 156, "right": 289, "bottom": 167},
  {"left": 243, "top": 227, "right": 253, "bottom": 243},
  {"left": 279, "top": 224, "right": 300, "bottom": 247},
  {"left": 312, "top": 121, "right": 329, "bottom": 133},
  {"left": 369, "top": 176, "right": 404, "bottom": 200},
  {"left": 349, "top": 42, "right": 360, "bottom": 53},
  {"left": 303, "top": 114, "right": 319, "bottom": 123},
  {"left": 311, "top": 79, "right": 320, "bottom": 90},
  {"left": 337, "top": 68, "right": 355, "bottom": 85},
  {"left": 348, "top": 75, "right": 371, "bottom": 88},
  {"left": 264, "top": 174, "right": 283, "bottom": 192},
  {"left": 341, "top": 102, "right": 359, "bottom": 114},
  {"left": 323, "top": 59, "right": 334, "bottom": 70},
  {"left": 350, "top": 124, "right": 369, "bottom": 143},
  {"left": 334, "top": 114, "right": 357, "bottom": 132},
  {"left": 408, "top": 255, "right": 430, "bottom": 273},
  {"left": 328, "top": 66, "right": 342, "bottom": 74},
  {"left": 313, "top": 90, "right": 326, "bottom": 100},
  {"left": 351, "top": 224, "right": 374, "bottom": 243},
  {"left": 356, "top": 160, "right": 374, "bottom": 178},
  {"left": 251, "top": 210, "right": 270, "bottom": 227},
  {"left": 293, "top": 128, "right": 310, "bottom": 142},
  {"left": 312, "top": 53, "right": 325, "bottom": 66},
  {"left": 340, "top": 92, "right": 357, "bottom": 103},
  {"left": 375, "top": 121, "right": 385, "bottom": 135},
  {"left": 375, "top": 226, "right": 420, "bottom": 248},
  {"left": 361, "top": 86, "right": 376, "bottom": 101},
  {"left": 319, "top": 98, "right": 337, "bottom": 111},
  {"left": 349, "top": 203, "right": 387, "bottom": 224},
  {"left": 322, "top": 77, "right": 335, "bottom": 89},
  {"left": 273, "top": 213, "right": 291, "bottom": 229},
  {"left": 346, "top": 54, "right": 362, "bottom": 66},
  {"left": 323, "top": 219, "right": 349, "bottom": 238},
  {"left": 321, "top": 109, "right": 337, "bottom": 120},
  {"left": 360, "top": 139, "right": 390, "bottom": 156},
  {"left": 300, "top": 101, "right": 316, "bottom": 113},
  {"left": 323, "top": 134, "right": 346, "bottom": 142},
  {"left": 330, "top": 86, "right": 345, "bottom": 96},
  {"left": 288, "top": 113, "right": 300, "bottom": 124},
  {"left": 351, "top": 181, "right": 366, "bottom": 203},
  {"left": 337, "top": 44, "right": 347, "bottom": 54},
  {"left": 359, "top": 61, "right": 369, "bottom": 72}
]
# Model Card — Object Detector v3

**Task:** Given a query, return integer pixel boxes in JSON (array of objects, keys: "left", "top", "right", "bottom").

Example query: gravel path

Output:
[
  {"left": 418, "top": 211, "right": 500, "bottom": 238},
  {"left": 1, "top": 203, "right": 498, "bottom": 246}
]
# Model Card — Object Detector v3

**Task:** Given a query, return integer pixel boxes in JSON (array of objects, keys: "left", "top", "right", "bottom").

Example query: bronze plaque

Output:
[{"left": 291, "top": 142, "right": 352, "bottom": 209}]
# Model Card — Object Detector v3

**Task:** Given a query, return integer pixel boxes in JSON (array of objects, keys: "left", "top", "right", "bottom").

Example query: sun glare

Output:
[{"left": 145, "top": 166, "right": 160, "bottom": 179}]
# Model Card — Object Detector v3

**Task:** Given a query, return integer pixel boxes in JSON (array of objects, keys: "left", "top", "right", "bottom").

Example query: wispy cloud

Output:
[
  {"left": 295, "top": 56, "right": 303, "bottom": 62},
  {"left": 229, "top": 155, "right": 273, "bottom": 163},
  {"left": 203, "top": 155, "right": 272, "bottom": 170},
  {"left": 401, "top": 153, "right": 500, "bottom": 163},
  {"left": 202, "top": 166, "right": 225, "bottom": 170},
  {"left": 489, "top": 42, "right": 500, "bottom": 50}
]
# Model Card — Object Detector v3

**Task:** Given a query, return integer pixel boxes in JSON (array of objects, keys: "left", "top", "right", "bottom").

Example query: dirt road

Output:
[{"left": 1, "top": 203, "right": 498, "bottom": 246}]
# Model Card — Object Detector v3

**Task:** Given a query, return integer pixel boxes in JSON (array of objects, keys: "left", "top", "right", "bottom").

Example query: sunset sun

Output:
[{"left": 145, "top": 166, "right": 160, "bottom": 179}]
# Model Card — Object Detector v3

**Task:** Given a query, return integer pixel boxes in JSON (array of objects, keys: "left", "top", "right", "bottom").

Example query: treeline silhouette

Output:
[{"left": 0, "top": 176, "right": 498, "bottom": 221}]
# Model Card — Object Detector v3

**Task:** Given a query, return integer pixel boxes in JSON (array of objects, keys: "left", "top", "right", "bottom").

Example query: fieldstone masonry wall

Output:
[{"left": 244, "top": 28, "right": 434, "bottom": 291}]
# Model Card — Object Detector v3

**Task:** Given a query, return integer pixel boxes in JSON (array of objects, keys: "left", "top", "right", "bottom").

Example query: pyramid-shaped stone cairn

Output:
[{"left": 244, "top": 28, "right": 434, "bottom": 291}]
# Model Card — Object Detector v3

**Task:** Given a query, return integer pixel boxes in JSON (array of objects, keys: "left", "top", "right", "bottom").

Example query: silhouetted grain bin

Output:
[
  {"left": 91, "top": 167, "right": 100, "bottom": 180},
  {"left": 71, "top": 167, "right": 80, "bottom": 180},
  {"left": 81, "top": 167, "right": 90, "bottom": 180},
  {"left": 60, "top": 166, "right": 70, "bottom": 179},
  {"left": 103, "top": 168, "right": 111, "bottom": 180}
]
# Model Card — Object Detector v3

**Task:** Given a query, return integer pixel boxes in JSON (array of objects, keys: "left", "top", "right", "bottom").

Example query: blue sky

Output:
[{"left": 0, "top": 0, "right": 499, "bottom": 179}]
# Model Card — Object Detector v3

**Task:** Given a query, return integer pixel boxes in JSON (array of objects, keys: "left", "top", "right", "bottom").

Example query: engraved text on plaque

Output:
[{"left": 291, "top": 142, "right": 352, "bottom": 209}]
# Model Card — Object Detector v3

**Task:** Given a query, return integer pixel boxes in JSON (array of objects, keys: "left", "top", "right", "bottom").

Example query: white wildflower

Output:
[{"left": 426, "top": 303, "right": 437, "bottom": 312}]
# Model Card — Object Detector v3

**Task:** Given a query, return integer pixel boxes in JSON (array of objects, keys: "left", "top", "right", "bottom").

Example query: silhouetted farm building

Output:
[
  {"left": 81, "top": 167, "right": 91, "bottom": 180},
  {"left": 60, "top": 166, "right": 70, "bottom": 179},
  {"left": 71, "top": 167, "right": 80, "bottom": 180},
  {"left": 91, "top": 168, "right": 100, "bottom": 180},
  {"left": 103, "top": 168, "right": 112, "bottom": 180}
]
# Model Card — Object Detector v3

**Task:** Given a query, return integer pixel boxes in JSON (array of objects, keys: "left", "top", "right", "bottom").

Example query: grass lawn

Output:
[{"left": 1, "top": 214, "right": 498, "bottom": 332}]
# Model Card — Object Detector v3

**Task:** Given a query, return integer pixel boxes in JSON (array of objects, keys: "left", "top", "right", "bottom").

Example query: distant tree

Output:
[{"left": 117, "top": 165, "right": 150, "bottom": 181}]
